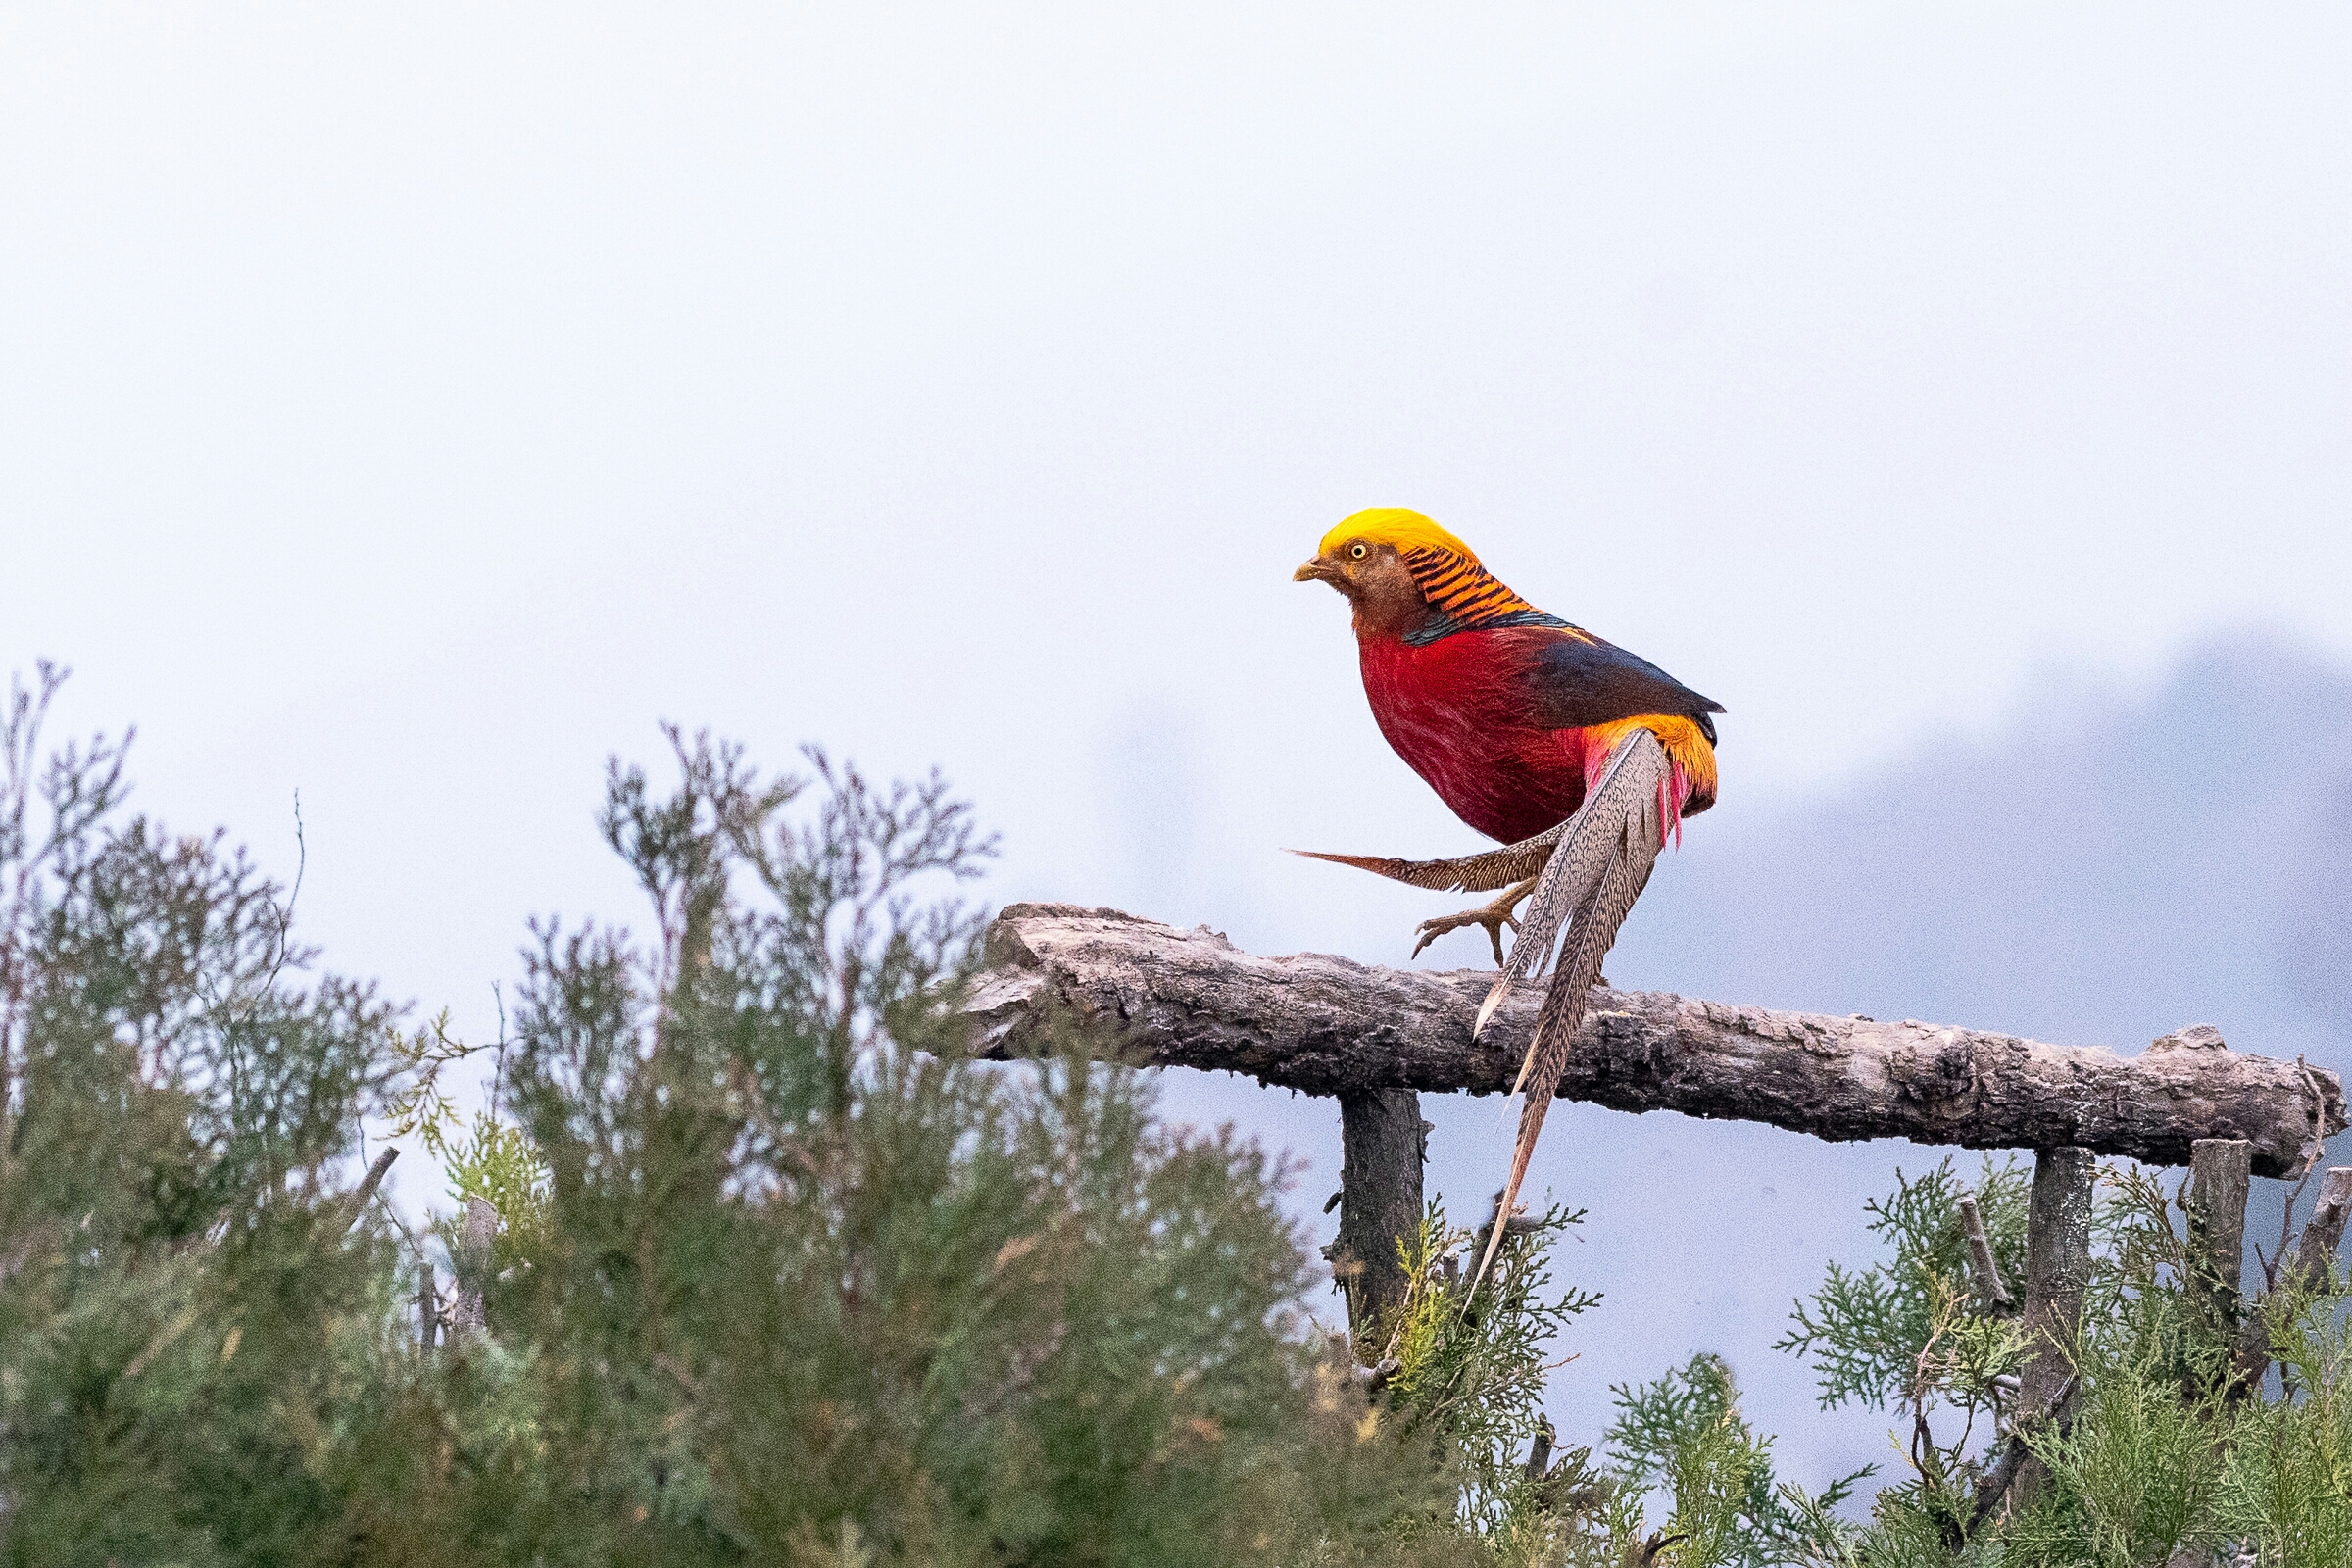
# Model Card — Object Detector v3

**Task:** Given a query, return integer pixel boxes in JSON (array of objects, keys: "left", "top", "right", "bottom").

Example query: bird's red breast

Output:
[{"left": 1358, "top": 626, "right": 1716, "bottom": 843}]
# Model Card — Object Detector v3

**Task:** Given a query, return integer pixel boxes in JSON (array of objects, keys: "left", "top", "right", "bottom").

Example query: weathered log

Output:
[{"left": 964, "top": 906, "right": 2342, "bottom": 1177}]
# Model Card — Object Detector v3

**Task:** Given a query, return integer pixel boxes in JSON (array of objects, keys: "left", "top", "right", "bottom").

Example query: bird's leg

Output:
[{"left": 1410, "top": 872, "right": 1545, "bottom": 965}]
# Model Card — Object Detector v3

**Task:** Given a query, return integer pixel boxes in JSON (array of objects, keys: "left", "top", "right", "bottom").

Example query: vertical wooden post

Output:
[
  {"left": 2185, "top": 1139, "right": 2251, "bottom": 1325},
  {"left": 1334, "top": 1089, "right": 1426, "bottom": 1339},
  {"left": 2185, "top": 1138, "right": 2253, "bottom": 1395},
  {"left": 2014, "top": 1146, "right": 2095, "bottom": 1505}
]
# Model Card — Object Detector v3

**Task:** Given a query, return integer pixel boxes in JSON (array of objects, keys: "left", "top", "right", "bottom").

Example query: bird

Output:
[{"left": 1292, "top": 507, "right": 1723, "bottom": 1291}]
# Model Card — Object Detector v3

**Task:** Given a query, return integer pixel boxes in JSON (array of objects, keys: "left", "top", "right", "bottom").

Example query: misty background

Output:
[{"left": 6, "top": 4, "right": 2347, "bottom": 1486}]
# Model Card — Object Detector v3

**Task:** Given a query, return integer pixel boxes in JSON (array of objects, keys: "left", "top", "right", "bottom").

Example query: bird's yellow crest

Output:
[
  {"left": 1316, "top": 508, "right": 1572, "bottom": 646},
  {"left": 1318, "top": 508, "right": 1481, "bottom": 568}
]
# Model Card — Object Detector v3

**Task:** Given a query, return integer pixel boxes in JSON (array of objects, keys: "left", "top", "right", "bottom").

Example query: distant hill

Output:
[{"left": 1623, "top": 630, "right": 2352, "bottom": 1073}]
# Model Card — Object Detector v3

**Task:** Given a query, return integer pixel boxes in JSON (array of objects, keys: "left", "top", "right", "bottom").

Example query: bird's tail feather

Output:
[
  {"left": 1473, "top": 727, "right": 1668, "bottom": 1040},
  {"left": 1286, "top": 825, "right": 1570, "bottom": 896},
  {"left": 1466, "top": 728, "right": 1668, "bottom": 1298}
]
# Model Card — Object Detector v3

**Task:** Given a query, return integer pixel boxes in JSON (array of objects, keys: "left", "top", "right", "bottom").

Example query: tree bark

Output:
[
  {"left": 966, "top": 906, "right": 2342, "bottom": 1175},
  {"left": 1333, "top": 1089, "right": 1426, "bottom": 1336}
]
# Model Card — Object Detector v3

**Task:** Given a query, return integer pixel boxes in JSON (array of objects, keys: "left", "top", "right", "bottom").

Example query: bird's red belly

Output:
[{"left": 1357, "top": 635, "right": 1591, "bottom": 843}]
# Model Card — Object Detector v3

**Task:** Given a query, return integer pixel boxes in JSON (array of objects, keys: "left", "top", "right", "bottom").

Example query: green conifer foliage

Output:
[
  {"left": 0, "top": 680, "right": 1460, "bottom": 1565},
  {"left": 0, "top": 663, "right": 406, "bottom": 1563}
]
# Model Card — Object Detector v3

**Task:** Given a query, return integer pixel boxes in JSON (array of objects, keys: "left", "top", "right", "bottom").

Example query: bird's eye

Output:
[{"left": 1349, "top": 543, "right": 1368, "bottom": 560}]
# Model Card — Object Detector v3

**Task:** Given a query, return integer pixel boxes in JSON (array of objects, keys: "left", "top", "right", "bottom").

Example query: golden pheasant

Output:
[{"left": 1293, "top": 508, "right": 1723, "bottom": 1290}]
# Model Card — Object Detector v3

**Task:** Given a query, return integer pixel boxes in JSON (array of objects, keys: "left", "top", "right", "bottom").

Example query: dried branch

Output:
[
  {"left": 966, "top": 906, "right": 2342, "bottom": 1175},
  {"left": 340, "top": 1146, "right": 401, "bottom": 1236},
  {"left": 1968, "top": 1372, "right": 2078, "bottom": 1537},
  {"left": 1957, "top": 1194, "right": 2015, "bottom": 1314},
  {"left": 2288, "top": 1168, "right": 2352, "bottom": 1296}
]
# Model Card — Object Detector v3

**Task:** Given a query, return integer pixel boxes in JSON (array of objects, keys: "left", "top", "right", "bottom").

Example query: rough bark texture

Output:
[
  {"left": 417, "top": 1262, "right": 438, "bottom": 1351},
  {"left": 966, "top": 906, "right": 2343, "bottom": 1175},
  {"left": 2014, "top": 1147, "right": 2095, "bottom": 1508},
  {"left": 1333, "top": 1089, "right": 1427, "bottom": 1335}
]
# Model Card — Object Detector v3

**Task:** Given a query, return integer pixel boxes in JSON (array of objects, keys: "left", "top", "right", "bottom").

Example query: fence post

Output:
[
  {"left": 2166, "top": 1144, "right": 2257, "bottom": 1568},
  {"left": 2184, "top": 1138, "right": 2254, "bottom": 1398},
  {"left": 2013, "top": 1146, "right": 2095, "bottom": 1506},
  {"left": 1332, "top": 1089, "right": 1426, "bottom": 1339}
]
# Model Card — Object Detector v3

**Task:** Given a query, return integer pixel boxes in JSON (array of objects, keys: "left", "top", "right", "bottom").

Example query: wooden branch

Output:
[
  {"left": 417, "top": 1261, "right": 439, "bottom": 1351},
  {"left": 450, "top": 1196, "right": 496, "bottom": 1339},
  {"left": 1956, "top": 1194, "right": 2015, "bottom": 1313},
  {"left": 339, "top": 1146, "right": 400, "bottom": 1237},
  {"left": 1970, "top": 1371, "right": 2077, "bottom": 1537},
  {"left": 2289, "top": 1168, "right": 2352, "bottom": 1295},
  {"left": 966, "top": 906, "right": 2343, "bottom": 1176}
]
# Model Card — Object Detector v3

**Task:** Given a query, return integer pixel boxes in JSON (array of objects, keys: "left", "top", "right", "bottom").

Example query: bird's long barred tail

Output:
[
  {"left": 1398, "top": 546, "right": 1589, "bottom": 643},
  {"left": 1286, "top": 822, "right": 1572, "bottom": 896},
  {"left": 1466, "top": 727, "right": 1670, "bottom": 1298}
]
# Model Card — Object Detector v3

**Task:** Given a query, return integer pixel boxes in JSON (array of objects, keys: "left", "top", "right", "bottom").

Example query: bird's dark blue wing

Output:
[{"left": 1508, "top": 626, "right": 1724, "bottom": 734}]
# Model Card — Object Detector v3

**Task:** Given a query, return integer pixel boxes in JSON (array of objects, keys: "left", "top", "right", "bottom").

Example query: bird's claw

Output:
[{"left": 1411, "top": 890, "right": 1529, "bottom": 965}]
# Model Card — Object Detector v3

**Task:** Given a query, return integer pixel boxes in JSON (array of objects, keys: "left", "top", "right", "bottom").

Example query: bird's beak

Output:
[{"left": 1293, "top": 558, "right": 1333, "bottom": 584}]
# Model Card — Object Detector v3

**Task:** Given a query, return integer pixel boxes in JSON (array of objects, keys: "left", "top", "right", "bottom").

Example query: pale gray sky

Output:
[{"left": 6, "top": 1, "right": 2348, "bottom": 1490}]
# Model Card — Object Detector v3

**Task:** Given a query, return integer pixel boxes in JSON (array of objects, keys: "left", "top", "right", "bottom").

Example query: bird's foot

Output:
[{"left": 1411, "top": 875, "right": 1542, "bottom": 965}]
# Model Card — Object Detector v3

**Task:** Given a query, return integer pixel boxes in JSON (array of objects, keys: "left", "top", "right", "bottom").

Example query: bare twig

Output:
[{"left": 2257, "top": 1061, "right": 2328, "bottom": 1290}]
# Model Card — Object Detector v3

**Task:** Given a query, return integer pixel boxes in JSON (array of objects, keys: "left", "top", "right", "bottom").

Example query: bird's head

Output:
[{"left": 1294, "top": 508, "right": 1494, "bottom": 641}]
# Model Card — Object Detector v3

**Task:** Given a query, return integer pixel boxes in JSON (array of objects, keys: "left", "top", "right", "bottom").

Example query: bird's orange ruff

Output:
[{"left": 1397, "top": 546, "right": 1588, "bottom": 642}]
